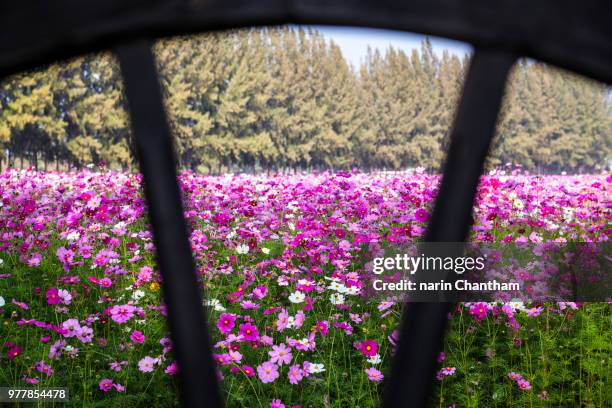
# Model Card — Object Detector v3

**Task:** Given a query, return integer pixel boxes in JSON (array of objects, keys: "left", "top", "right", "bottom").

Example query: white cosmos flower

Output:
[
  {"left": 204, "top": 298, "right": 226, "bottom": 312},
  {"left": 132, "top": 290, "right": 145, "bottom": 301},
  {"left": 277, "top": 276, "right": 289, "bottom": 286},
  {"left": 309, "top": 363, "right": 325, "bottom": 373},
  {"left": 66, "top": 231, "right": 80, "bottom": 241},
  {"left": 236, "top": 244, "right": 249, "bottom": 254},
  {"left": 367, "top": 354, "right": 382, "bottom": 364},
  {"left": 261, "top": 247, "right": 271, "bottom": 255},
  {"left": 336, "top": 284, "right": 349, "bottom": 294},
  {"left": 346, "top": 286, "right": 361, "bottom": 296},
  {"left": 508, "top": 300, "right": 526, "bottom": 311},
  {"left": 328, "top": 281, "right": 342, "bottom": 292},
  {"left": 288, "top": 291, "right": 305, "bottom": 304},
  {"left": 330, "top": 293, "right": 345, "bottom": 305},
  {"left": 0, "top": 296, "right": 5, "bottom": 308}
]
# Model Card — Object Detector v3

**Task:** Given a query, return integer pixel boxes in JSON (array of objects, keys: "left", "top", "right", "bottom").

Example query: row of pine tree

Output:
[{"left": 0, "top": 26, "right": 610, "bottom": 173}]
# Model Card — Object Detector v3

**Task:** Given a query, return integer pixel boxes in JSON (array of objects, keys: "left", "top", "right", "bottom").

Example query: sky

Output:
[{"left": 307, "top": 25, "right": 472, "bottom": 68}]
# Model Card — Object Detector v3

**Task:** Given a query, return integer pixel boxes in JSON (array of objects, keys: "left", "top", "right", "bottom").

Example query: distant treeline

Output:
[{"left": 0, "top": 26, "right": 610, "bottom": 173}]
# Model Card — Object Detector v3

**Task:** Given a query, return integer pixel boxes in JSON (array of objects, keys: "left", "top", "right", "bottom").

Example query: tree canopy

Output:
[{"left": 0, "top": 26, "right": 610, "bottom": 173}]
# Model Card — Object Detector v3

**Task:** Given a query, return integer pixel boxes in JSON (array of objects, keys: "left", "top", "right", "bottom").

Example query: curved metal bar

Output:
[
  {"left": 1, "top": 1, "right": 611, "bottom": 85},
  {"left": 116, "top": 40, "right": 222, "bottom": 408},
  {"left": 384, "top": 48, "right": 517, "bottom": 408}
]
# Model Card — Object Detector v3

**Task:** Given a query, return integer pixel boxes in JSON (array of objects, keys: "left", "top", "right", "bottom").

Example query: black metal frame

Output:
[{"left": 1, "top": 1, "right": 610, "bottom": 407}]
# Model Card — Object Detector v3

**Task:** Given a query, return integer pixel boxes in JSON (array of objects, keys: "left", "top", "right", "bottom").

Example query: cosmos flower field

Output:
[{"left": 0, "top": 168, "right": 610, "bottom": 407}]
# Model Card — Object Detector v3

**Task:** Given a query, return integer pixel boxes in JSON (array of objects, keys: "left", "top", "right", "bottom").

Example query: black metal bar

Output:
[
  {"left": 2, "top": 1, "right": 612, "bottom": 86},
  {"left": 116, "top": 40, "right": 222, "bottom": 408},
  {"left": 383, "top": 48, "right": 517, "bottom": 408}
]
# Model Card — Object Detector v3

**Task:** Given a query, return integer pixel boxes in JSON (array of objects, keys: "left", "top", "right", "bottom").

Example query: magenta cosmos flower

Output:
[
  {"left": 360, "top": 339, "right": 379, "bottom": 357},
  {"left": 241, "top": 365, "right": 256, "bottom": 377},
  {"left": 469, "top": 302, "right": 489, "bottom": 321},
  {"left": 239, "top": 322, "right": 259, "bottom": 341},
  {"left": 99, "top": 379, "right": 114, "bottom": 392},
  {"left": 7, "top": 345, "right": 23, "bottom": 360},
  {"left": 165, "top": 361, "right": 178, "bottom": 375},
  {"left": 130, "top": 330, "right": 145, "bottom": 344},
  {"left": 257, "top": 361, "right": 279, "bottom": 383},
  {"left": 217, "top": 313, "right": 236, "bottom": 334},
  {"left": 45, "top": 287, "right": 60, "bottom": 305}
]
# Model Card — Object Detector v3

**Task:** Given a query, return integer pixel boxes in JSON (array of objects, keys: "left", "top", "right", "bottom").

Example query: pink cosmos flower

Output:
[
  {"left": 257, "top": 361, "right": 279, "bottom": 383},
  {"left": 229, "top": 350, "right": 243, "bottom": 363},
  {"left": 34, "top": 360, "right": 53, "bottom": 376},
  {"left": 269, "top": 343, "right": 292, "bottom": 366},
  {"left": 527, "top": 307, "right": 543, "bottom": 317},
  {"left": 98, "top": 278, "right": 113, "bottom": 288},
  {"left": 517, "top": 379, "right": 532, "bottom": 390},
  {"left": 214, "top": 353, "right": 232, "bottom": 366},
  {"left": 270, "top": 400, "right": 285, "bottom": 408},
  {"left": 239, "top": 322, "right": 259, "bottom": 341},
  {"left": 11, "top": 299, "right": 29, "bottom": 310},
  {"left": 441, "top": 367, "right": 456, "bottom": 376},
  {"left": 62, "top": 318, "right": 81, "bottom": 337},
  {"left": 57, "top": 289, "right": 72, "bottom": 305},
  {"left": 436, "top": 367, "right": 456, "bottom": 380},
  {"left": 277, "top": 310, "right": 289, "bottom": 332},
  {"left": 360, "top": 339, "right": 378, "bottom": 357},
  {"left": 316, "top": 320, "right": 328, "bottom": 337},
  {"left": 49, "top": 340, "right": 66, "bottom": 359},
  {"left": 217, "top": 313, "right": 236, "bottom": 334},
  {"left": 259, "top": 335, "right": 274, "bottom": 346},
  {"left": 365, "top": 367, "right": 384, "bottom": 382},
  {"left": 76, "top": 326, "right": 94, "bottom": 343},
  {"left": 109, "top": 304, "right": 135, "bottom": 324},
  {"left": 109, "top": 361, "right": 128, "bottom": 372},
  {"left": 114, "top": 383, "right": 125, "bottom": 392},
  {"left": 508, "top": 372, "right": 523, "bottom": 381},
  {"left": 293, "top": 311, "right": 305, "bottom": 329},
  {"left": 138, "top": 356, "right": 158, "bottom": 373},
  {"left": 28, "top": 252, "right": 43, "bottom": 267},
  {"left": 288, "top": 364, "right": 304, "bottom": 384},
  {"left": 130, "top": 330, "right": 145, "bottom": 344},
  {"left": 252, "top": 285, "right": 268, "bottom": 299}
]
